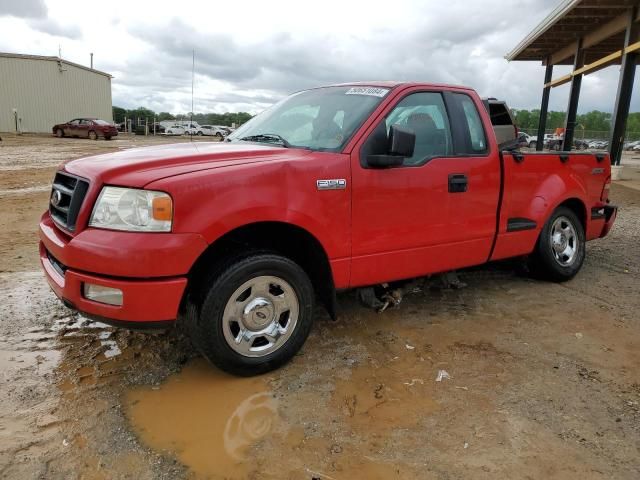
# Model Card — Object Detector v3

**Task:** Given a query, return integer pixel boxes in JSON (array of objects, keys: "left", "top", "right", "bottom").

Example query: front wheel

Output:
[
  {"left": 529, "top": 141, "right": 537, "bottom": 149},
  {"left": 56, "top": 129, "right": 64, "bottom": 138},
  {"left": 530, "top": 206, "right": 585, "bottom": 282},
  {"left": 185, "top": 253, "right": 315, "bottom": 376}
]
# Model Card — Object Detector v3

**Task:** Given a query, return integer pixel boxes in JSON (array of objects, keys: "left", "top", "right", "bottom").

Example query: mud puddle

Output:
[{"left": 126, "top": 359, "right": 280, "bottom": 479}]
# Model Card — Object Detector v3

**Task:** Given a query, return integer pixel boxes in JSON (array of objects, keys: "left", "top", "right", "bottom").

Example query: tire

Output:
[
  {"left": 529, "top": 141, "right": 537, "bottom": 149},
  {"left": 88, "top": 130, "right": 98, "bottom": 140},
  {"left": 216, "top": 132, "right": 223, "bottom": 140},
  {"left": 105, "top": 136, "right": 112, "bottom": 141},
  {"left": 185, "top": 252, "right": 315, "bottom": 376},
  {"left": 529, "top": 206, "right": 585, "bottom": 282},
  {"left": 56, "top": 128, "right": 64, "bottom": 138},
  {"left": 197, "top": 131, "right": 203, "bottom": 136}
]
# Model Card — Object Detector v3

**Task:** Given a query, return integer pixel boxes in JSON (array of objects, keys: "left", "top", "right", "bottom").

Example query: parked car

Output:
[
  {"left": 516, "top": 132, "right": 536, "bottom": 148},
  {"left": 633, "top": 144, "right": 640, "bottom": 151},
  {"left": 180, "top": 122, "right": 200, "bottom": 135},
  {"left": 52, "top": 118, "right": 118, "bottom": 140},
  {"left": 163, "top": 125, "right": 186, "bottom": 135},
  {"left": 197, "top": 125, "right": 227, "bottom": 138},
  {"left": 588, "top": 140, "right": 608, "bottom": 150},
  {"left": 482, "top": 98, "right": 517, "bottom": 148},
  {"left": 574, "top": 139, "right": 589, "bottom": 150},
  {"left": 150, "top": 123, "right": 166, "bottom": 134},
  {"left": 624, "top": 140, "right": 640, "bottom": 150},
  {"left": 39, "top": 82, "right": 616, "bottom": 376}
]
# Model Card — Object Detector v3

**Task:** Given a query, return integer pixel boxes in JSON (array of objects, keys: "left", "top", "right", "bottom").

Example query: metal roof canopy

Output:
[
  {"left": 507, "top": 0, "right": 640, "bottom": 65},
  {"left": 505, "top": 0, "right": 640, "bottom": 165}
]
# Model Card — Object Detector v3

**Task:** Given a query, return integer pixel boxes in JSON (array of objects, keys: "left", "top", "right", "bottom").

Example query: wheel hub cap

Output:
[
  {"left": 243, "top": 297, "right": 274, "bottom": 330},
  {"left": 550, "top": 216, "right": 579, "bottom": 266},
  {"left": 222, "top": 275, "right": 299, "bottom": 358}
]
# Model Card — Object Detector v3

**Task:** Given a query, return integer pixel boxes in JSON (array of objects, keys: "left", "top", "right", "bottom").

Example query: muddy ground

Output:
[{"left": 1, "top": 134, "right": 639, "bottom": 479}]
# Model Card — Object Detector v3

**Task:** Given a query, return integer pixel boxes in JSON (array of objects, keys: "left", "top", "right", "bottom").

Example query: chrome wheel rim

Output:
[
  {"left": 550, "top": 216, "right": 578, "bottom": 267},
  {"left": 222, "top": 275, "right": 299, "bottom": 358}
]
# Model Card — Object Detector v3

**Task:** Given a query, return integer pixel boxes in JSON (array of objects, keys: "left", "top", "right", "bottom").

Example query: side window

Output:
[
  {"left": 385, "top": 92, "right": 452, "bottom": 165},
  {"left": 70, "top": 119, "right": 80, "bottom": 125},
  {"left": 488, "top": 103, "right": 512, "bottom": 126},
  {"left": 452, "top": 94, "right": 487, "bottom": 153}
]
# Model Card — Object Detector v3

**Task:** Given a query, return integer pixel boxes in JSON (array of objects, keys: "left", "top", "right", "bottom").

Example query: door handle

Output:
[{"left": 448, "top": 174, "right": 468, "bottom": 193}]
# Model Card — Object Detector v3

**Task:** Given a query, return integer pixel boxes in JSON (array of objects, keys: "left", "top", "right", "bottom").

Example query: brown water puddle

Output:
[{"left": 125, "top": 358, "right": 280, "bottom": 479}]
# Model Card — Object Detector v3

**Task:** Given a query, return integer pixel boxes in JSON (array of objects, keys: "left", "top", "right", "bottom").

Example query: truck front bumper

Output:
[{"left": 39, "top": 213, "right": 208, "bottom": 325}]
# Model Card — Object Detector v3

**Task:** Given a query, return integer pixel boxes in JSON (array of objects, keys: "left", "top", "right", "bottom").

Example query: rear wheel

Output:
[
  {"left": 528, "top": 141, "right": 537, "bottom": 149},
  {"left": 185, "top": 252, "right": 315, "bottom": 376},
  {"left": 88, "top": 130, "right": 98, "bottom": 140},
  {"left": 215, "top": 132, "right": 223, "bottom": 140},
  {"left": 530, "top": 206, "right": 585, "bottom": 282}
]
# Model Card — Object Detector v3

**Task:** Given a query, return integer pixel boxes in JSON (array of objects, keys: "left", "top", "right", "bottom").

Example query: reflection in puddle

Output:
[
  {"left": 125, "top": 359, "right": 279, "bottom": 479},
  {"left": 224, "top": 392, "right": 278, "bottom": 460}
]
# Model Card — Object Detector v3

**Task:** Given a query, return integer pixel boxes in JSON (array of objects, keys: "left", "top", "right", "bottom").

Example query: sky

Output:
[{"left": 0, "top": 0, "right": 637, "bottom": 115}]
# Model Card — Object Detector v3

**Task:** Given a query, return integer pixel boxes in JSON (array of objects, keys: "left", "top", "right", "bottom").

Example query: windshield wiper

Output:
[{"left": 238, "top": 133, "right": 292, "bottom": 148}]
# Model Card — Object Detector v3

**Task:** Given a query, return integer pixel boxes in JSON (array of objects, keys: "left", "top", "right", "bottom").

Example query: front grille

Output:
[{"left": 49, "top": 172, "right": 89, "bottom": 232}]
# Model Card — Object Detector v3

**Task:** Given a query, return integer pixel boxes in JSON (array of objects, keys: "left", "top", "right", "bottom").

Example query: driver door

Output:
[
  {"left": 349, "top": 88, "right": 500, "bottom": 286},
  {"left": 67, "top": 119, "right": 80, "bottom": 136}
]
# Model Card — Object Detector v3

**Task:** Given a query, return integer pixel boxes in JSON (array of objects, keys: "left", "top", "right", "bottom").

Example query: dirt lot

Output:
[{"left": 1, "top": 134, "right": 639, "bottom": 479}]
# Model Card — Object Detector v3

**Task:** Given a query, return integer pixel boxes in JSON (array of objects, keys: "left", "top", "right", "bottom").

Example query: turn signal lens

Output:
[{"left": 152, "top": 196, "right": 173, "bottom": 221}]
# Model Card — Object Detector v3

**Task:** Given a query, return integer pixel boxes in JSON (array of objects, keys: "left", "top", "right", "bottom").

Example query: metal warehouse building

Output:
[{"left": 0, "top": 53, "right": 113, "bottom": 133}]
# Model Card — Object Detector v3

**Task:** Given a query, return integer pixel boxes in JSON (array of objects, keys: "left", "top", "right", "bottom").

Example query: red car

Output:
[
  {"left": 39, "top": 82, "right": 616, "bottom": 375},
  {"left": 52, "top": 118, "right": 118, "bottom": 140}
]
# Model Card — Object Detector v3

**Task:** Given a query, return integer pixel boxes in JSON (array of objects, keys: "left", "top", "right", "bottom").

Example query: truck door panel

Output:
[{"left": 350, "top": 89, "right": 500, "bottom": 287}]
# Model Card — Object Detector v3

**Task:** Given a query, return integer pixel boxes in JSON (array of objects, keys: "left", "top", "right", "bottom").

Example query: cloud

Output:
[
  {"left": 28, "top": 18, "right": 81, "bottom": 39},
  {"left": 0, "top": 0, "right": 635, "bottom": 115},
  {"left": 0, "top": 0, "right": 47, "bottom": 19}
]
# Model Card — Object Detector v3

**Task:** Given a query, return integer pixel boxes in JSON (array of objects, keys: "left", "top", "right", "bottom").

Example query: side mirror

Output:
[
  {"left": 366, "top": 124, "right": 416, "bottom": 168},
  {"left": 389, "top": 124, "right": 415, "bottom": 157}
]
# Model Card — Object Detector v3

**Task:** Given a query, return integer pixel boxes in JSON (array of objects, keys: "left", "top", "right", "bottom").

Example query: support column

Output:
[
  {"left": 609, "top": 7, "right": 638, "bottom": 166},
  {"left": 563, "top": 39, "right": 585, "bottom": 151},
  {"left": 536, "top": 61, "right": 553, "bottom": 152}
]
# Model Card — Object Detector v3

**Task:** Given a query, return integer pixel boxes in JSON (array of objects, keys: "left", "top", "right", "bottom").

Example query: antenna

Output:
[
  {"left": 190, "top": 49, "right": 194, "bottom": 143},
  {"left": 58, "top": 45, "right": 61, "bottom": 58}
]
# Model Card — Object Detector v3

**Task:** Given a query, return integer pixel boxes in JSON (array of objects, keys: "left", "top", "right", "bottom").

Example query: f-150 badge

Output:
[{"left": 316, "top": 179, "right": 347, "bottom": 190}]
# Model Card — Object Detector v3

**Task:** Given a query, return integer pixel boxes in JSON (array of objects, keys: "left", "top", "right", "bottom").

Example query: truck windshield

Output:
[{"left": 226, "top": 86, "right": 390, "bottom": 151}]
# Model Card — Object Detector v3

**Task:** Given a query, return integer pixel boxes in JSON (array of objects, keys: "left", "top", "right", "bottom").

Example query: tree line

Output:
[
  {"left": 113, "top": 106, "right": 640, "bottom": 140},
  {"left": 512, "top": 109, "right": 640, "bottom": 140},
  {"left": 112, "top": 106, "right": 253, "bottom": 127}
]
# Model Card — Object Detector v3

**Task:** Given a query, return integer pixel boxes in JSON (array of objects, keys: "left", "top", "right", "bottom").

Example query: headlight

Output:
[{"left": 89, "top": 187, "right": 173, "bottom": 232}]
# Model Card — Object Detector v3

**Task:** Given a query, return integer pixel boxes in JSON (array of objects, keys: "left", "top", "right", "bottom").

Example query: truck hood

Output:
[{"left": 63, "top": 142, "right": 313, "bottom": 187}]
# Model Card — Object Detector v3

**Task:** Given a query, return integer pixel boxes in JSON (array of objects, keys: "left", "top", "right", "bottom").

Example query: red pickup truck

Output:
[{"left": 39, "top": 82, "right": 617, "bottom": 375}]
